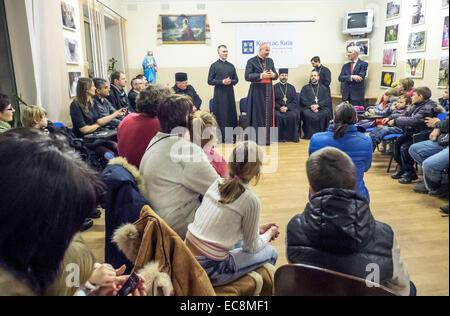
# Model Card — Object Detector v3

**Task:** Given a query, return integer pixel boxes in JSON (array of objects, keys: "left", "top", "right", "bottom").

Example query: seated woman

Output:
[
  {"left": 117, "top": 85, "right": 171, "bottom": 168},
  {"left": 191, "top": 111, "right": 229, "bottom": 178},
  {"left": 139, "top": 95, "right": 220, "bottom": 239},
  {"left": 186, "top": 141, "right": 279, "bottom": 287},
  {"left": 309, "top": 103, "right": 373, "bottom": 202},
  {"left": 70, "top": 77, "right": 127, "bottom": 139},
  {"left": 0, "top": 94, "right": 15, "bottom": 134}
]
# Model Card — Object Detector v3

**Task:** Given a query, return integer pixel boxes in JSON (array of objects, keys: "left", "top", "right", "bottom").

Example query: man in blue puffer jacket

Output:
[{"left": 287, "top": 147, "right": 414, "bottom": 296}]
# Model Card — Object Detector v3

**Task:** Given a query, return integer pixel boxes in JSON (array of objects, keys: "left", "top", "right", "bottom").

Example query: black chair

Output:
[
  {"left": 239, "top": 98, "right": 249, "bottom": 129},
  {"left": 275, "top": 264, "right": 396, "bottom": 296}
]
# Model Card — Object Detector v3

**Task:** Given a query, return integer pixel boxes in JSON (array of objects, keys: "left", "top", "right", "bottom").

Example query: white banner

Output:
[{"left": 236, "top": 24, "right": 300, "bottom": 70}]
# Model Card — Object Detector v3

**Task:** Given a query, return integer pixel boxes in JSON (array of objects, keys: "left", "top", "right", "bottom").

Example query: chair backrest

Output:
[
  {"left": 209, "top": 99, "right": 214, "bottom": 113},
  {"left": 275, "top": 264, "right": 396, "bottom": 296},
  {"left": 240, "top": 98, "right": 248, "bottom": 114},
  {"left": 53, "top": 122, "right": 65, "bottom": 127},
  {"left": 438, "top": 112, "right": 448, "bottom": 121}
]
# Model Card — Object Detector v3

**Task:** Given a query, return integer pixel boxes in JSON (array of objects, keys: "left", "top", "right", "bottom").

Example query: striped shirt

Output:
[{"left": 187, "top": 179, "right": 271, "bottom": 261}]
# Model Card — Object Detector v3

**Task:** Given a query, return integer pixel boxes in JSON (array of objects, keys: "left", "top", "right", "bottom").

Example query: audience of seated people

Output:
[
  {"left": 139, "top": 95, "right": 219, "bottom": 239},
  {"left": 191, "top": 111, "right": 229, "bottom": 178},
  {"left": 0, "top": 93, "right": 14, "bottom": 134},
  {"left": 286, "top": 147, "right": 414, "bottom": 296},
  {"left": 185, "top": 141, "right": 279, "bottom": 287},
  {"left": 309, "top": 103, "right": 373, "bottom": 203},
  {"left": 0, "top": 129, "right": 145, "bottom": 296},
  {"left": 386, "top": 87, "right": 438, "bottom": 184},
  {"left": 173, "top": 72, "right": 203, "bottom": 112},
  {"left": 117, "top": 85, "right": 171, "bottom": 168}
]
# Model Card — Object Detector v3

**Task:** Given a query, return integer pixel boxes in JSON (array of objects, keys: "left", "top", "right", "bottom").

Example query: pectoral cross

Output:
[
  {"left": 283, "top": 97, "right": 288, "bottom": 104},
  {"left": 315, "top": 97, "right": 319, "bottom": 104}
]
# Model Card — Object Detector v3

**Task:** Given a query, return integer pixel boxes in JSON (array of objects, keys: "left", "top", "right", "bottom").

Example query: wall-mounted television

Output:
[{"left": 343, "top": 10, "right": 374, "bottom": 35}]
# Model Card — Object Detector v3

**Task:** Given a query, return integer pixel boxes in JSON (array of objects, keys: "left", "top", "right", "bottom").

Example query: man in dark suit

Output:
[{"left": 338, "top": 46, "right": 368, "bottom": 107}]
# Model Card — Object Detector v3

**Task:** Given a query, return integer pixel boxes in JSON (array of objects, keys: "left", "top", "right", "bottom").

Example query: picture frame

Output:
[
  {"left": 382, "top": 48, "right": 398, "bottom": 67},
  {"left": 437, "top": 56, "right": 449, "bottom": 88},
  {"left": 406, "top": 58, "right": 425, "bottom": 79},
  {"left": 68, "top": 71, "right": 82, "bottom": 98},
  {"left": 381, "top": 71, "right": 396, "bottom": 88},
  {"left": 384, "top": 24, "right": 399, "bottom": 43},
  {"left": 64, "top": 34, "right": 80, "bottom": 64},
  {"left": 443, "top": 0, "right": 449, "bottom": 9},
  {"left": 411, "top": 0, "right": 426, "bottom": 26},
  {"left": 443, "top": 16, "right": 449, "bottom": 49},
  {"left": 61, "top": 1, "right": 76, "bottom": 31},
  {"left": 345, "top": 39, "right": 370, "bottom": 57},
  {"left": 386, "top": 0, "right": 401, "bottom": 20},
  {"left": 160, "top": 15, "right": 206, "bottom": 44},
  {"left": 407, "top": 31, "right": 427, "bottom": 52}
]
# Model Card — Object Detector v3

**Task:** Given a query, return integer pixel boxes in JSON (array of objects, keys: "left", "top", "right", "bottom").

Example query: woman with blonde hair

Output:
[
  {"left": 185, "top": 141, "right": 279, "bottom": 286},
  {"left": 191, "top": 111, "right": 229, "bottom": 178}
]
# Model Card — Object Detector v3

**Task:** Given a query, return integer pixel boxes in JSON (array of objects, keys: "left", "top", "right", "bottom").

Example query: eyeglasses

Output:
[{"left": 6, "top": 107, "right": 14, "bottom": 112}]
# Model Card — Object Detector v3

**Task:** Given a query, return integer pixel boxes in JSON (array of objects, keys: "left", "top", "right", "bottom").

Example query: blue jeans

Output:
[
  {"left": 197, "top": 243, "right": 278, "bottom": 287},
  {"left": 370, "top": 126, "right": 403, "bottom": 145},
  {"left": 409, "top": 141, "right": 449, "bottom": 190}
]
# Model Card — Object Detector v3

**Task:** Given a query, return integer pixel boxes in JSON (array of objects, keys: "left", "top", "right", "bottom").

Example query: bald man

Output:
[
  {"left": 245, "top": 43, "right": 279, "bottom": 145},
  {"left": 338, "top": 46, "right": 368, "bottom": 107}
]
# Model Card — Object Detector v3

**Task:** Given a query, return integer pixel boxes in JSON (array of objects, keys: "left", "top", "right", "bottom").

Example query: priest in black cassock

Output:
[
  {"left": 311, "top": 56, "right": 332, "bottom": 101},
  {"left": 245, "top": 43, "right": 279, "bottom": 145},
  {"left": 274, "top": 69, "right": 300, "bottom": 143},
  {"left": 208, "top": 45, "right": 239, "bottom": 143},
  {"left": 173, "top": 73, "right": 202, "bottom": 111},
  {"left": 300, "top": 69, "right": 332, "bottom": 139}
]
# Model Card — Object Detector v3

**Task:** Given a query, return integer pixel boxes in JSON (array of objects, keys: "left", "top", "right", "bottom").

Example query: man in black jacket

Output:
[
  {"left": 287, "top": 147, "right": 413, "bottom": 296},
  {"left": 107, "top": 71, "right": 130, "bottom": 111}
]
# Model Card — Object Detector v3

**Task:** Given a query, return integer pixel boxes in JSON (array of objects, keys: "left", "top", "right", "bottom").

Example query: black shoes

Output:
[
  {"left": 429, "top": 185, "right": 449, "bottom": 198},
  {"left": 398, "top": 172, "right": 419, "bottom": 184},
  {"left": 414, "top": 181, "right": 428, "bottom": 194},
  {"left": 391, "top": 166, "right": 405, "bottom": 179},
  {"left": 80, "top": 218, "right": 94, "bottom": 232},
  {"left": 90, "top": 208, "right": 102, "bottom": 219},
  {"left": 440, "top": 205, "right": 449, "bottom": 215}
]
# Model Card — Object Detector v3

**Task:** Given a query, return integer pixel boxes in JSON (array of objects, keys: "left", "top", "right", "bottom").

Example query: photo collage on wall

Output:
[
  {"left": 381, "top": 0, "right": 449, "bottom": 89},
  {"left": 61, "top": 0, "right": 82, "bottom": 97}
]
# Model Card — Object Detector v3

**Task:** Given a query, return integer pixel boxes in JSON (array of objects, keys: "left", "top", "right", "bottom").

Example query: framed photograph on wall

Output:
[
  {"left": 382, "top": 48, "right": 398, "bottom": 67},
  {"left": 345, "top": 39, "right": 370, "bottom": 57},
  {"left": 160, "top": 15, "right": 206, "bottom": 44},
  {"left": 438, "top": 56, "right": 449, "bottom": 88},
  {"left": 406, "top": 58, "right": 425, "bottom": 79},
  {"left": 384, "top": 25, "right": 399, "bottom": 43},
  {"left": 381, "top": 71, "right": 395, "bottom": 88},
  {"left": 386, "top": 0, "right": 401, "bottom": 20},
  {"left": 68, "top": 71, "right": 81, "bottom": 98},
  {"left": 411, "top": 0, "right": 426, "bottom": 26},
  {"left": 443, "top": 16, "right": 449, "bottom": 49},
  {"left": 407, "top": 31, "right": 427, "bottom": 52},
  {"left": 61, "top": 1, "right": 76, "bottom": 31},
  {"left": 64, "top": 34, "right": 80, "bottom": 64},
  {"left": 443, "top": 0, "right": 449, "bottom": 9}
]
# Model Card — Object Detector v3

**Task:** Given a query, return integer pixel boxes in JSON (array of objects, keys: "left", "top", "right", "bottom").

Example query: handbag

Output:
[{"left": 438, "top": 133, "right": 449, "bottom": 147}]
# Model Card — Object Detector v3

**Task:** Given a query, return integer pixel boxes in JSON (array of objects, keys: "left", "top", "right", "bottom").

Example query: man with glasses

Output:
[{"left": 0, "top": 94, "right": 15, "bottom": 134}]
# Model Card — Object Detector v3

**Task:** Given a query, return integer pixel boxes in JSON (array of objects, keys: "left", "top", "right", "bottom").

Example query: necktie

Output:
[{"left": 351, "top": 62, "right": 355, "bottom": 75}]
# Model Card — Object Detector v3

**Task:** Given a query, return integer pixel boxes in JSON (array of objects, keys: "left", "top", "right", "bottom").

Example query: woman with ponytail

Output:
[
  {"left": 185, "top": 141, "right": 279, "bottom": 287},
  {"left": 309, "top": 103, "right": 373, "bottom": 202}
]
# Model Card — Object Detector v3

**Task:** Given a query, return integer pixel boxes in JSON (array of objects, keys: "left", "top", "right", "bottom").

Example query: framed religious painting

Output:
[
  {"left": 406, "top": 58, "right": 425, "bottom": 79},
  {"left": 382, "top": 48, "right": 398, "bottom": 67},
  {"left": 437, "top": 56, "right": 449, "bottom": 88},
  {"left": 381, "top": 71, "right": 395, "bottom": 88},
  {"left": 68, "top": 71, "right": 81, "bottom": 97},
  {"left": 160, "top": 15, "right": 206, "bottom": 44},
  {"left": 64, "top": 34, "right": 80, "bottom": 64},
  {"left": 386, "top": 0, "right": 401, "bottom": 20},
  {"left": 61, "top": 1, "right": 76, "bottom": 31}
]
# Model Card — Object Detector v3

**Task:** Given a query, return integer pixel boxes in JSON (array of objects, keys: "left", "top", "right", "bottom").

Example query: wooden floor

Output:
[{"left": 83, "top": 141, "right": 449, "bottom": 296}]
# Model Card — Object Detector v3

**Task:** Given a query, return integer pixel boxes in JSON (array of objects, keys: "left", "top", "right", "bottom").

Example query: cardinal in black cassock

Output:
[
  {"left": 299, "top": 69, "right": 332, "bottom": 139},
  {"left": 173, "top": 73, "right": 202, "bottom": 110},
  {"left": 245, "top": 43, "right": 279, "bottom": 145},
  {"left": 274, "top": 69, "right": 300, "bottom": 143},
  {"left": 208, "top": 46, "right": 239, "bottom": 143}
]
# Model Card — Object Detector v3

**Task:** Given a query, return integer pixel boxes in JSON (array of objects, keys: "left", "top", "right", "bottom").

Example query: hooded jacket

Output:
[
  {"left": 287, "top": 189, "right": 411, "bottom": 296},
  {"left": 102, "top": 158, "right": 149, "bottom": 272}
]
